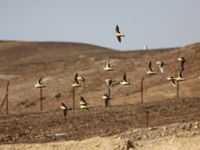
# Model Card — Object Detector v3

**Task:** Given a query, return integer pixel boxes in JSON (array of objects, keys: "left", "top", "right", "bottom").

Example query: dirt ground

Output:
[
  {"left": 0, "top": 41, "right": 200, "bottom": 149},
  {"left": 0, "top": 97, "right": 200, "bottom": 145},
  {"left": 0, "top": 114, "right": 200, "bottom": 150}
]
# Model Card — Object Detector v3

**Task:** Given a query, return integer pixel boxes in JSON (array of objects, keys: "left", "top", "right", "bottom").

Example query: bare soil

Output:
[
  {"left": 0, "top": 97, "right": 200, "bottom": 144},
  {"left": 0, "top": 41, "right": 199, "bottom": 146}
]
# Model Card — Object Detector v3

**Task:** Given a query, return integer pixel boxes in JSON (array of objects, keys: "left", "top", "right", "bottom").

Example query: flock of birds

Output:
[{"left": 34, "top": 25, "right": 186, "bottom": 117}]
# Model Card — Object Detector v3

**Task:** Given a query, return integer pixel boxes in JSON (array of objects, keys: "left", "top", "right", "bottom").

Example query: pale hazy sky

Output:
[{"left": 0, "top": 0, "right": 200, "bottom": 50}]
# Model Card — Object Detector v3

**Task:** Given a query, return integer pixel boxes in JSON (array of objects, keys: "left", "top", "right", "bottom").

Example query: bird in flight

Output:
[
  {"left": 80, "top": 96, "right": 90, "bottom": 111},
  {"left": 60, "top": 102, "right": 72, "bottom": 117},
  {"left": 156, "top": 61, "right": 167, "bottom": 73},
  {"left": 120, "top": 73, "right": 130, "bottom": 85},
  {"left": 102, "top": 93, "right": 111, "bottom": 107},
  {"left": 176, "top": 70, "right": 185, "bottom": 81},
  {"left": 147, "top": 61, "right": 156, "bottom": 75},
  {"left": 72, "top": 73, "right": 80, "bottom": 87},
  {"left": 167, "top": 76, "right": 176, "bottom": 87},
  {"left": 177, "top": 57, "right": 186, "bottom": 71},
  {"left": 105, "top": 79, "right": 116, "bottom": 88},
  {"left": 34, "top": 76, "right": 45, "bottom": 88},
  {"left": 115, "top": 25, "right": 125, "bottom": 43},
  {"left": 104, "top": 57, "right": 114, "bottom": 71},
  {"left": 75, "top": 73, "right": 85, "bottom": 83}
]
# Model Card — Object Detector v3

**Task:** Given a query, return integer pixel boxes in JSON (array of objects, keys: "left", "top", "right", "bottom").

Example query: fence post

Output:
[
  {"left": 72, "top": 87, "right": 75, "bottom": 109},
  {"left": 146, "top": 109, "right": 149, "bottom": 127},
  {"left": 176, "top": 81, "right": 179, "bottom": 101},
  {"left": 108, "top": 87, "right": 111, "bottom": 107},
  {"left": 6, "top": 82, "right": 9, "bottom": 114},
  {"left": 141, "top": 77, "right": 144, "bottom": 103},
  {"left": 40, "top": 88, "right": 43, "bottom": 112},
  {"left": 0, "top": 81, "right": 9, "bottom": 114}
]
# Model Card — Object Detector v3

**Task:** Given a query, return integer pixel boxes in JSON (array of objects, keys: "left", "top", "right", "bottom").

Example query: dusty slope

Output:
[
  {"left": 0, "top": 121, "right": 200, "bottom": 150},
  {"left": 0, "top": 41, "right": 199, "bottom": 147},
  {"left": 0, "top": 41, "right": 199, "bottom": 113}
]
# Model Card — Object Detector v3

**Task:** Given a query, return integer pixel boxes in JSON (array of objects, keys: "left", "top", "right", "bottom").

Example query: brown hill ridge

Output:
[{"left": 0, "top": 41, "right": 199, "bottom": 113}]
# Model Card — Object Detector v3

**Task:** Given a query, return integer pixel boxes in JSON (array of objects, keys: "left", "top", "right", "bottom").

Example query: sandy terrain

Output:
[
  {"left": 1, "top": 121, "right": 200, "bottom": 150},
  {"left": 0, "top": 41, "right": 199, "bottom": 149}
]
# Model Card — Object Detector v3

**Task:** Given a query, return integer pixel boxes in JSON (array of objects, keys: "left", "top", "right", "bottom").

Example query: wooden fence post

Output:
[
  {"left": 141, "top": 77, "right": 144, "bottom": 103},
  {"left": 0, "top": 81, "right": 9, "bottom": 114},
  {"left": 176, "top": 81, "right": 179, "bottom": 101},
  {"left": 40, "top": 88, "right": 43, "bottom": 112},
  {"left": 108, "top": 87, "right": 111, "bottom": 107},
  {"left": 72, "top": 87, "right": 75, "bottom": 109},
  {"left": 146, "top": 109, "right": 149, "bottom": 127}
]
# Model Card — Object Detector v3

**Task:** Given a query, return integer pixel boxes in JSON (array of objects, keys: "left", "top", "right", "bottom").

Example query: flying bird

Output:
[
  {"left": 177, "top": 57, "right": 186, "bottom": 71},
  {"left": 72, "top": 73, "right": 80, "bottom": 87},
  {"left": 156, "top": 61, "right": 167, "bottom": 73},
  {"left": 75, "top": 73, "right": 85, "bottom": 82},
  {"left": 103, "top": 57, "right": 114, "bottom": 71},
  {"left": 102, "top": 94, "right": 111, "bottom": 107},
  {"left": 80, "top": 96, "right": 90, "bottom": 111},
  {"left": 115, "top": 25, "right": 125, "bottom": 43},
  {"left": 147, "top": 61, "right": 156, "bottom": 75},
  {"left": 34, "top": 76, "right": 45, "bottom": 88},
  {"left": 102, "top": 93, "right": 112, "bottom": 100},
  {"left": 176, "top": 70, "right": 185, "bottom": 81},
  {"left": 120, "top": 73, "right": 130, "bottom": 85},
  {"left": 60, "top": 102, "right": 72, "bottom": 117},
  {"left": 105, "top": 79, "right": 116, "bottom": 88},
  {"left": 167, "top": 76, "right": 176, "bottom": 87}
]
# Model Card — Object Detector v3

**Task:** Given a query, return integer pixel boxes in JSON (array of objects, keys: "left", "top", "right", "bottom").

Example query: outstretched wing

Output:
[
  {"left": 159, "top": 65, "right": 164, "bottom": 73},
  {"left": 116, "top": 25, "right": 120, "bottom": 33},
  {"left": 117, "top": 36, "right": 121, "bottom": 42},
  {"left": 80, "top": 96, "right": 87, "bottom": 104},
  {"left": 179, "top": 70, "right": 183, "bottom": 78},
  {"left": 181, "top": 61, "right": 185, "bottom": 71},
  {"left": 74, "top": 73, "right": 78, "bottom": 80},
  {"left": 74, "top": 74, "right": 79, "bottom": 84},
  {"left": 107, "top": 58, "right": 111, "bottom": 68},
  {"left": 171, "top": 78, "right": 176, "bottom": 87},
  {"left": 123, "top": 73, "right": 127, "bottom": 82},
  {"left": 61, "top": 102, "right": 67, "bottom": 108},
  {"left": 81, "top": 77, "right": 85, "bottom": 82},
  {"left": 85, "top": 108, "right": 90, "bottom": 111},
  {"left": 148, "top": 61, "right": 153, "bottom": 71},
  {"left": 38, "top": 76, "right": 43, "bottom": 84}
]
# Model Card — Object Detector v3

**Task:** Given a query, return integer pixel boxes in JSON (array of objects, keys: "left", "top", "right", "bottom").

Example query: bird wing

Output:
[
  {"left": 171, "top": 78, "right": 176, "bottom": 87},
  {"left": 179, "top": 70, "right": 183, "bottom": 78},
  {"left": 116, "top": 25, "right": 120, "bottom": 33},
  {"left": 117, "top": 36, "right": 121, "bottom": 42},
  {"left": 85, "top": 108, "right": 90, "bottom": 111},
  {"left": 107, "top": 58, "right": 111, "bottom": 67},
  {"left": 159, "top": 65, "right": 164, "bottom": 73},
  {"left": 61, "top": 102, "right": 67, "bottom": 109},
  {"left": 181, "top": 61, "right": 185, "bottom": 71},
  {"left": 75, "top": 73, "right": 78, "bottom": 80},
  {"left": 38, "top": 76, "right": 43, "bottom": 84},
  {"left": 149, "top": 61, "right": 153, "bottom": 71},
  {"left": 81, "top": 77, "right": 85, "bottom": 82},
  {"left": 123, "top": 73, "right": 127, "bottom": 82},
  {"left": 80, "top": 96, "right": 87, "bottom": 104},
  {"left": 108, "top": 79, "right": 112, "bottom": 87},
  {"left": 74, "top": 76, "right": 79, "bottom": 84}
]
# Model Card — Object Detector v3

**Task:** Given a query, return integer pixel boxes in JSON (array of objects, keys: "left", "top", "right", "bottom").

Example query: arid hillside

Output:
[
  {"left": 0, "top": 41, "right": 199, "bottom": 113},
  {"left": 0, "top": 41, "right": 200, "bottom": 146}
]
